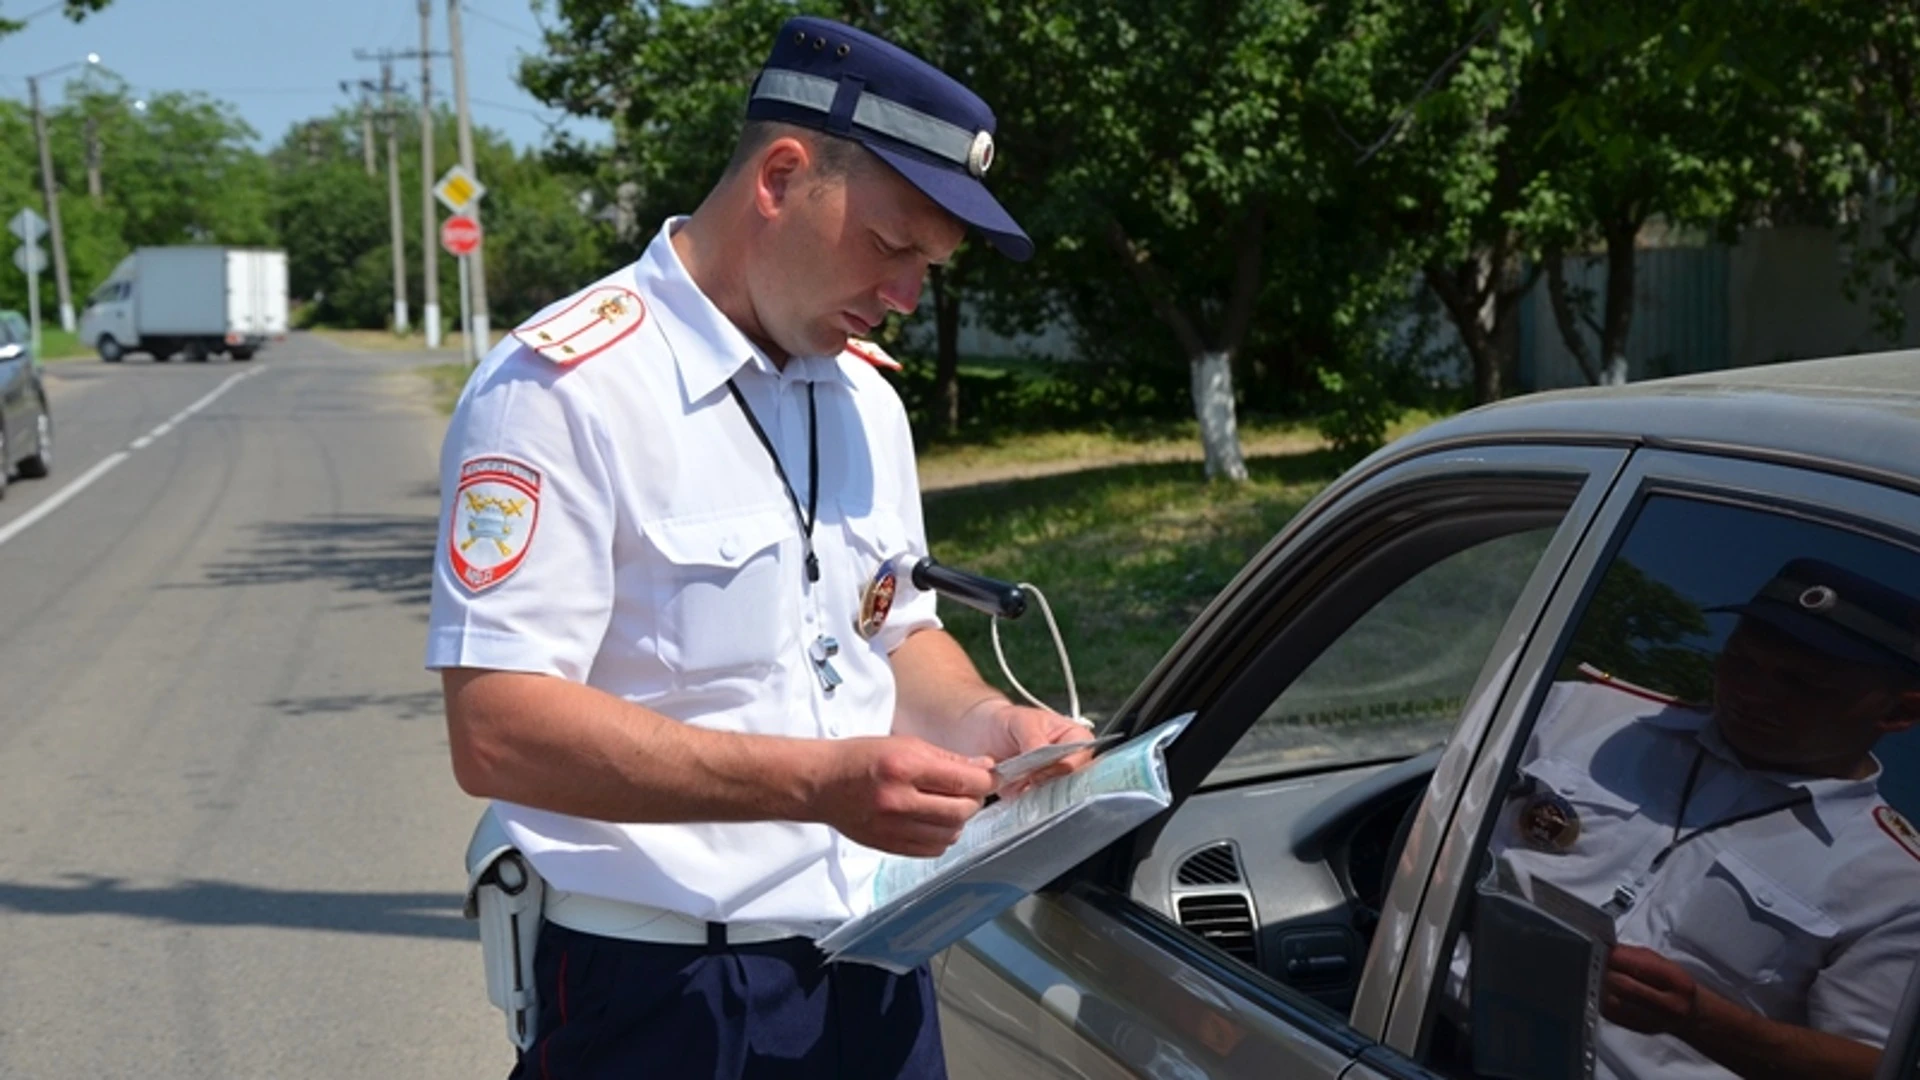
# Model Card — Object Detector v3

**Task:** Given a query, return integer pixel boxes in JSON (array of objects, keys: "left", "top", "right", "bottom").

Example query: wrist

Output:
[{"left": 958, "top": 691, "right": 1013, "bottom": 729}]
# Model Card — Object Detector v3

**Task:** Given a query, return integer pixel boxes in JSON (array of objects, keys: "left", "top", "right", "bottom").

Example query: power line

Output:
[{"left": 460, "top": 2, "right": 538, "bottom": 41}]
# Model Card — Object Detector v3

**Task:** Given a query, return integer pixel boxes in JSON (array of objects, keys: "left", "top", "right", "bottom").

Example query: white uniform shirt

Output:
[
  {"left": 1492, "top": 680, "right": 1920, "bottom": 1079},
  {"left": 426, "top": 218, "right": 940, "bottom": 926}
]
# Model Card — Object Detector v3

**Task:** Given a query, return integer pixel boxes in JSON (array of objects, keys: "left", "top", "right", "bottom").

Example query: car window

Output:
[
  {"left": 1427, "top": 493, "right": 1920, "bottom": 1080},
  {"left": 1214, "top": 528, "right": 1558, "bottom": 783}
]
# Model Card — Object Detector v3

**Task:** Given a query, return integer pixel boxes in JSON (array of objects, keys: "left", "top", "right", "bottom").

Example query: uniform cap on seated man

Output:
[
  {"left": 1708, "top": 557, "right": 1920, "bottom": 677},
  {"left": 747, "top": 16, "right": 1032, "bottom": 261}
]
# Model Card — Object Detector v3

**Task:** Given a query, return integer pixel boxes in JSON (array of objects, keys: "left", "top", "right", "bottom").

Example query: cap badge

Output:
[
  {"left": 1517, "top": 791, "right": 1581, "bottom": 852},
  {"left": 857, "top": 558, "right": 900, "bottom": 639},
  {"left": 1799, "top": 585, "right": 1838, "bottom": 612},
  {"left": 968, "top": 130, "right": 994, "bottom": 178}
]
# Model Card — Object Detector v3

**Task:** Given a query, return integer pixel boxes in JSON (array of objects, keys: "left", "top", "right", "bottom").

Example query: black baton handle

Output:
[{"left": 910, "top": 556, "right": 1028, "bottom": 620}]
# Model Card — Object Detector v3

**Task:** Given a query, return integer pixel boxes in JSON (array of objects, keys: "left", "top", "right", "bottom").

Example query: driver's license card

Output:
[{"left": 991, "top": 734, "right": 1124, "bottom": 788}]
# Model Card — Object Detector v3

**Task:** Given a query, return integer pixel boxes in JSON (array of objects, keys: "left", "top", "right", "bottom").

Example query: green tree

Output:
[{"left": 0, "top": 0, "right": 110, "bottom": 39}]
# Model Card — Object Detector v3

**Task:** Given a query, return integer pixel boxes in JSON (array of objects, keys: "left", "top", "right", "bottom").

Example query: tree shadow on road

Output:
[
  {"left": 266, "top": 689, "right": 445, "bottom": 721},
  {"left": 0, "top": 874, "right": 473, "bottom": 941},
  {"left": 182, "top": 514, "right": 438, "bottom": 607}
]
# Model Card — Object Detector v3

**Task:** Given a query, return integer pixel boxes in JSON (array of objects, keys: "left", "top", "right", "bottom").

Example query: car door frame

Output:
[
  {"left": 1365, "top": 446, "right": 1920, "bottom": 1071},
  {"left": 939, "top": 442, "right": 1633, "bottom": 1078}
]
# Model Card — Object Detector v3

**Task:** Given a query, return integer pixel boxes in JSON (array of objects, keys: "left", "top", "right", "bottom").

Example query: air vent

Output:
[
  {"left": 1175, "top": 842, "right": 1243, "bottom": 886},
  {"left": 1176, "top": 893, "right": 1257, "bottom": 964}
]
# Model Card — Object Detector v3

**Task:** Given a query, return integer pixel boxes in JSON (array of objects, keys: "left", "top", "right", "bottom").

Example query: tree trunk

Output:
[
  {"left": 1191, "top": 349, "right": 1249, "bottom": 482},
  {"left": 1104, "top": 216, "right": 1254, "bottom": 482},
  {"left": 1425, "top": 245, "right": 1538, "bottom": 404},
  {"left": 1545, "top": 252, "right": 1603, "bottom": 385},
  {"left": 930, "top": 264, "right": 962, "bottom": 437},
  {"left": 1425, "top": 260, "right": 1504, "bottom": 404},
  {"left": 1599, "top": 215, "right": 1639, "bottom": 386}
]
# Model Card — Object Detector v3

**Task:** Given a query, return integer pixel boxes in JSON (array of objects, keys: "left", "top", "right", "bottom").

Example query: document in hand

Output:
[{"left": 817, "top": 713, "right": 1195, "bottom": 973}]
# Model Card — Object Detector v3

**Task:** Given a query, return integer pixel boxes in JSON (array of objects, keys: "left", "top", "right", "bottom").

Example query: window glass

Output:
[
  {"left": 1214, "top": 528, "right": 1557, "bottom": 782},
  {"left": 1431, "top": 494, "right": 1920, "bottom": 1080}
]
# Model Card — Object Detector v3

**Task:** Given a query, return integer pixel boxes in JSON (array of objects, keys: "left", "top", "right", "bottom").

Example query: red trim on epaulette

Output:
[
  {"left": 846, "top": 339, "right": 902, "bottom": 371},
  {"left": 1876, "top": 806, "right": 1920, "bottom": 862},
  {"left": 515, "top": 287, "right": 646, "bottom": 366},
  {"left": 1575, "top": 662, "right": 1693, "bottom": 708}
]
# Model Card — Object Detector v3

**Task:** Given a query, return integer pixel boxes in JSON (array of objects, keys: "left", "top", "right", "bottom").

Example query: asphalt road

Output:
[{"left": 0, "top": 336, "right": 503, "bottom": 1077}]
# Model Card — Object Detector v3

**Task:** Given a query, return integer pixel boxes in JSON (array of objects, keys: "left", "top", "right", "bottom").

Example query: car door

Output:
[
  {"left": 1360, "top": 449, "right": 1920, "bottom": 1080},
  {"left": 938, "top": 443, "right": 1632, "bottom": 1080},
  {"left": 0, "top": 317, "right": 24, "bottom": 464}
]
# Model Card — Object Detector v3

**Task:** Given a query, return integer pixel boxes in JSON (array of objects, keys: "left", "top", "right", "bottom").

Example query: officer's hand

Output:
[
  {"left": 1602, "top": 945, "right": 1700, "bottom": 1036},
  {"left": 813, "top": 736, "right": 996, "bottom": 857},
  {"left": 978, "top": 702, "right": 1096, "bottom": 794}
]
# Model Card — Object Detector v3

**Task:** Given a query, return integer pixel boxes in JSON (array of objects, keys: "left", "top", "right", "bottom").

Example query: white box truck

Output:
[{"left": 79, "top": 247, "right": 289, "bottom": 363}]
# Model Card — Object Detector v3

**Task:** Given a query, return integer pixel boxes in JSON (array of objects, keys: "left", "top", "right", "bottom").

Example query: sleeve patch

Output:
[
  {"left": 512, "top": 286, "right": 646, "bottom": 366},
  {"left": 1876, "top": 806, "right": 1920, "bottom": 862},
  {"left": 845, "top": 338, "right": 902, "bottom": 371},
  {"left": 448, "top": 456, "right": 542, "bottom": 593}
]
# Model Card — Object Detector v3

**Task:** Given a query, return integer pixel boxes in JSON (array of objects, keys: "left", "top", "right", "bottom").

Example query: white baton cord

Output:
[{"left": 989, "top": 583, "right": 1093, "bottom": 728}]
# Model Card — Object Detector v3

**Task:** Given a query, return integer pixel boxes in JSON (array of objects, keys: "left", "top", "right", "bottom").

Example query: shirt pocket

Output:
[
  {"left": 643, "top": 505, "right": 795, "bottom": 678},
  {"left": 1669, "top": 848, "right": 1838, "bottom": 986}
]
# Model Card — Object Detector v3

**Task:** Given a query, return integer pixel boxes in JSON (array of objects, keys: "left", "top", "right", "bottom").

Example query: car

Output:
[
  {"left": 0, "top": 309, "right": 51, "bottom": 498},
  {"left": 936, "top": 348, "right": 1920, "bottom": 1080}
]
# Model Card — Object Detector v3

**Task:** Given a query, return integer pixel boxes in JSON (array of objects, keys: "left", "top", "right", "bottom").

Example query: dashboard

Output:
[{"left": 1128, "top": 749, "right": 1440, "bottom": 1011}]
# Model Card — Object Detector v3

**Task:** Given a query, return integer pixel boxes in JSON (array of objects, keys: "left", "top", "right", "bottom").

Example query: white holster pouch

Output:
[{"left": 464, "top": 810, "right": 546, "bottom": 1051}]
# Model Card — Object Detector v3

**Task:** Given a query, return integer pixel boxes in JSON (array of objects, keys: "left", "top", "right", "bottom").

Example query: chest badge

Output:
[
  {"left": 1517, "top": 791, "right": 1581, "bottom": 852},
  {"left": 448, "top": 455, "right": 542, "bottom": 593},
  {"left": 856, "top": 558, "right": 899, "bottom": 639}
]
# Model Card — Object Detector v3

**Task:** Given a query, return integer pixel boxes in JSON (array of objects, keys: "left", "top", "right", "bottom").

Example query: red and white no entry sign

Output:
[{"left": 441, "top": 215, "right": 482, "bottom": 257}]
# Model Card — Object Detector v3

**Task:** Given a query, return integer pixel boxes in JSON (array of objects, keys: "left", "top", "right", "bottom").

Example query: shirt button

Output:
[
  {"left": 719, "top": 536, "right": 739, "bottom": 560},
  {"left": 1755, "top": 891, "right": 1773, "bottom": 909}
]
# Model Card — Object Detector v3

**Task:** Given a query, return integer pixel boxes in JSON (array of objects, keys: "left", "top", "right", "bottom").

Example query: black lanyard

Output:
[
  {"left": 726, "top": 378, "right": 819, "bottom": 584},
  {"left": 1649, "top": 746, "right": 1813, "bottom": 872}
]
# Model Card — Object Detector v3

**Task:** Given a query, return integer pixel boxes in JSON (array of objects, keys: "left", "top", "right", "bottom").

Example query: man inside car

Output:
[{"left": 1480, "top": 558, "right": 1920, "bottom": 1079}]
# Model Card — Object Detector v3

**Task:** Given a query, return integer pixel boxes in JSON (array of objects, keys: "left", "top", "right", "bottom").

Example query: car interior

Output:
[{"left": 1115, "top": 487, "right": 1920, "bottom": 1023}]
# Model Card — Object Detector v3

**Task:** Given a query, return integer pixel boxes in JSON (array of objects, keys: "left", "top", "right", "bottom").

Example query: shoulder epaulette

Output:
[
  {"left": 1575, "top": 662, "right": 1702, "bottom": 710},
  {"left": 845, "top": 338, "right": 902, "bottom": 371},
  {"left": 1876, "top": 806, "right": 1920, "bottom": 862},
  {"left": 513, "top": 286, "right": 647, "bottom": 366}
]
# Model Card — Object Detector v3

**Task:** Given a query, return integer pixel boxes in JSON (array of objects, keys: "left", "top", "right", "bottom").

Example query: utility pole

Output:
[
  {"left": 379, "top": 58, "right": 410, "bottom": 334},
  {"left": 26, "top": 75, "right": 76, "bottom": 333},
  {"left": 418, "top": 0, "right": 442, "bottom": 348},
  {"left": 341, "top": 81, "right": 376, "bottom": 176},
  {"left": 447, "top": 0, "right": 489, "bottom": 353},
  {"left": 85, "top": 115, "right": 101, "bottom": 205}
]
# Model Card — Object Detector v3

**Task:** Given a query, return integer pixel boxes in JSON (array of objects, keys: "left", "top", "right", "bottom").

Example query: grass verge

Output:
[
  {"left": 926, "top": 447, "right": 1346, "bottom": 722},
  {"left": 37, "top": 328, "right": 88, "bottom": 361},
  {"left": 419, "top": 362, "right": 475, "bottom": 415}
]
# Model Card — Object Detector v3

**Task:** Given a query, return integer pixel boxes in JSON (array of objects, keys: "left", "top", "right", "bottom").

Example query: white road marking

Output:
[{"left": 0, "top": 367, "right": 264, "bottom": 549}]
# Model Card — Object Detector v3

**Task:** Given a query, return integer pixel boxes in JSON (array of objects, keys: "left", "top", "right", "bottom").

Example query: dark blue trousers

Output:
[{"left": 509, "top": 921, "right": 949, "bottom": 1080}]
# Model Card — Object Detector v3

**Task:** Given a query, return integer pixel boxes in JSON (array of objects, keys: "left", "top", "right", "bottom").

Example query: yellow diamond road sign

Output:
[{"left": 434, "top": 165, "right": 486, "bottom": 214}]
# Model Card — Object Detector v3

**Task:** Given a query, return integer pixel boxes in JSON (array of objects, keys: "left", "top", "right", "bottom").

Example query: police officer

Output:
[
  {"left": 427, "top": 17, "right": 1087, "bottom": 1078},
  {"left": 1490, "top": 558, "right": 1920, "bottom": 1079}
]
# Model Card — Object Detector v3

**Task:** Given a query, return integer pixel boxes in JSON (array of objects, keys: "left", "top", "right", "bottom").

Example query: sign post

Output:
[
  {"left": 441, "top": 214, "right": 483, "bottom": 367},
  {"left": 458, "top": 252, "right": 473, "bottom": 368},
  {"left": 434, "top": 168, "right": 488, "bottom": 363},
  {"left": 9, "top": 208, "right": 47, "bottom": 356}
]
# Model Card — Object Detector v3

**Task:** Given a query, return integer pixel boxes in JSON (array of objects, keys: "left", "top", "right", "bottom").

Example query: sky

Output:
[{"left": 0, "top": 0, "right": 612, "bottom": 153}]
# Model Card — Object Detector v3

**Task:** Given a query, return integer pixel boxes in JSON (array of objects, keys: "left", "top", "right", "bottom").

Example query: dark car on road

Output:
[
  {"left": 937, "top": 349, "right": 1920, "bottom": 1080},
  {"left": 0, "top": 309, "right": 52, "bottom": 498}
]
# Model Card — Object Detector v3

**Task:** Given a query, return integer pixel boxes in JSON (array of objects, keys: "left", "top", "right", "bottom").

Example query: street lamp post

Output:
[{"left": 26, "top": 52, "right": 99, "bottom": 335}]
